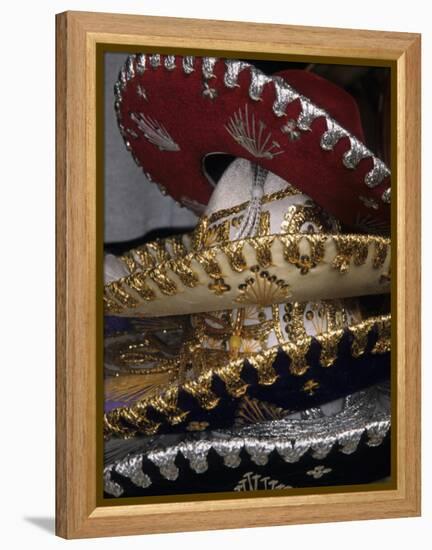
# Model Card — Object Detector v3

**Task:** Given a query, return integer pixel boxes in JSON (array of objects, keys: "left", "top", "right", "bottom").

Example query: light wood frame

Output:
[{"left": 56, "top": 10, "right": 421, "bottom": 539}]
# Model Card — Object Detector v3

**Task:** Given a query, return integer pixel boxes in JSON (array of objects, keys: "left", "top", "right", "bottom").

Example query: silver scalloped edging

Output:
[
  {"left": 114, "top": 54, "right": 391, "bottom": 204},
  {"left": 104, "top": 385, "right": 390, "bottom": 496},
  {"left": 381, "top": 187, "right": 391, "bottom": 204},
  {"left": 202, "top": 57, "right": 217, "bottom": 80},
  {"left": 164, "top": 55, "right": 176, "bottom": 70},
  {"left": 183, "top": 56, "right": 195, "bottom": 74}
]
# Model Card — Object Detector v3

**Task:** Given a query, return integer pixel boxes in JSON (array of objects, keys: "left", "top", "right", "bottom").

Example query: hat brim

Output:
[
  {"left": 104, "top": 314, "right": 390, "bottom": 438},
  {"left": 104, "top": 232, "right": 391, "bottom": 318},
  {"left": 104, "top": 383, "right": 390, "bottom": 497}
]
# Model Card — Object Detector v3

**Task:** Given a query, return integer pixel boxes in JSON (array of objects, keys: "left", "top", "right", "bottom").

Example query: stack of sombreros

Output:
[{"left": 103, "top": 55, "right": 391, "bottom": 497}]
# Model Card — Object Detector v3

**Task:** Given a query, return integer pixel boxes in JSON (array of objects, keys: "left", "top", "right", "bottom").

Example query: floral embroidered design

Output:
[
  {"left": 225, "top": 104, "right": 284, "bottom": 159},
  {"left": 130, "top": 112, "right": 180, "bottom": 151},
  {"left": 281, "top": 118, "right": 301, "bottom": 141},
  {"left": 235, "top": 266, "right": 291, "bottom": 306},
  {"left": 306, "top": 465, "right": 332, "bottom": 479}
]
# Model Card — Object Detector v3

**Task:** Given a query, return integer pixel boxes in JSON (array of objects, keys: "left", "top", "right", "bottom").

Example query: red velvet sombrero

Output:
[{"left": 114, "top": 54, "right": 391, "bottom": 230}]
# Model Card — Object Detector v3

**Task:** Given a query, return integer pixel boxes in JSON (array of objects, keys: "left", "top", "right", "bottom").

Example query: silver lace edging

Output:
[
  {"left": 114, "top": 54, "right": 391, "bottom": 204},
  {"left": 104, "top": 385, "right": 390, "bottom": 496}
]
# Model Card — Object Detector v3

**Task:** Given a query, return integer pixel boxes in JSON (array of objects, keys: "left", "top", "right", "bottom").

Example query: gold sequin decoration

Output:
[
  {"left": 217, "top": 358, "right": 249, "bottom": 397},
  {"left": 128, "top": 272, "right": 156, "bottom": 301},
  {"left": 281, "top": 234, "right": 326, "bottom": 274},
  {"left": 147, "top": 240, "right": 171, "bottom": 263},
  {"left": 235, "top": 267, "right": 291, "bottom": 306},
  {"left": 250, "top": 235, "right": 274, "bottom": 268},
  {"left": 195, "top": 248, "right": 223, "bottom": 279},
  {"left": 302, "top": 379, "right": 320, "bottom": 396},
  {"left": 208, "top": 188, "right": 300, "bottom": 224},
  {"left": 107, "top": 281, "right": 138, "bottom": 308},
  {"left": 192, "top": 217, "right": 209, "bottom": 250},
  {"left": 259, "top": 210, "right": 271, "bottom": 236},
  {"left": 316, "top": 329, "right": 344, "bottom": 367},
  {"left": 168, "top": 258, "right": 199, "bottom": 288},
  {"left": 349, "top": 322, "right": 371, "bottom": 358},
  {"left": 119, "top": 252, "right": 139, "bottom": 273},
  {"left": 148, "top": 267, "right": 177, "bottom": 296},
  {"left": 150, "top": 387, "right": 189, "bottom": 425},
  {"left": 332, "top": 236, "right": 370, "bottom": 273},
  {"left": 282, "top": 337, "right": 312, "bottom": 376},
  {"left": 372, "top": 239, "right": 389, "bottom": 269},
  {"left": 183, "top": 370, "right": 220, "bottom": 410},
  {"left": 281, "top": 203, "right": 337, "bottom": 234},
  {"left": 272, "top": 304, "right": 285, "bottom": 344},
  {"left": 168, "top": 236, "right": 188, "bottom": 258},
  {"left": 372, "top": 318, "right": 391, "bottom": 354},
  {"left": 248, "top": 349, "right": 279, "bottom": 385},
  {"left": 134, "top": 247, "right": 157, "bottom": 270},
  {"left": 224, "top": 241, "right": 247, "bottom": 272},
  {"left": 103, "top": 295, "right": 122, "bottom": 314}
]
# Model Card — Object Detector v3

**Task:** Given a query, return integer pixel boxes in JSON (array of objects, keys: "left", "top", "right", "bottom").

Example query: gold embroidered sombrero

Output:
[
  {"left": 104, "top": 159, "right": 390, "bottom": 318},
  {"left": 104, "top": 159, "right": 391, "bottom": 439}
]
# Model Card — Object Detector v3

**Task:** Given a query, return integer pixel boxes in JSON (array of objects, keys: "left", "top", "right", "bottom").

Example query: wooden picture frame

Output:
[{"left": 56, "top": 10, "right": 421, "bottom": 539}]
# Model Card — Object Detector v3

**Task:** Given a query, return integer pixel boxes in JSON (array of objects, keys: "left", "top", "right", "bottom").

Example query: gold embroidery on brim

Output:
[
  {"left": 207, "top": 220, "right": 231, "bottom": 247},
  {"left": 235, "top": 267, "right": 291, "bottom": 306},
  {"left": 103, "top": 413, "right": 135, "bottom": 439},
  {"left": 302, "top": 379, "right": 320, "bottom": 396},
  {"left": 127, "top": 272, "right": 156, "bottom": 301},
  {"left": 168, "top": 258, "right": 199, "bottom": 288},
  {"left": 224, "top": 241, "right": 247, "bottom": 272},
  {"left": 107, "top": 281, "right": 138, "bottom": 308},
  {"left": 281, "top": 234, "right": 326, "bottom": 274},
  {"left": 372, "top": 239, "right": 389, "bottom": 269},
  {"left": 248, "top": 348, "right": 279, "bottom": 385},
  {"left": 183, "top": 370, "right": 220, "bottom": 410},
  {"left": 217, "top": 358, "right": 249, "bottom": 397},
  {"left": 104, "top": 295, "right": 123, "bottom": 314},
  {"left": 192, "top": 216, "right": 209, "bottom": 250},
  {"left": 332, "top": 236, "right": 369, "bottom": 273},
  {"left": 208, "top": 188, "right": 299, "bottom": 224},
  {"left": 349, "top": 322, "right": 371, "bottom": 358},
  {"left": 281, "top": 204, "right": 324, "bottom": 234},
  {"left": 147, "top": 240, "right": 171, "bottom": 263},
  {"left": 104, "top": 407, "right": 160, "bottom": 438},
  {"left": 195, "top": 248, "right": 223, "bottom": 279},
  {"left": 103, "top": 315, "right": 391, "bottom": 437},
  {"left": 123, "top": 407, "right": 161, "bottom": 436},
  {"left": 148, "top": 267, "right": 177, "bottom": 296},
  {"left": 150, "top": 387, "right": 189, "bottom": 425},
  {"left": 272, "top": 304, "right": 285, "bottom": 344},
  {"left": 168, "top": 236, "right": 188, "bottom": 258},
  {"left": 316, "top": 329, "right": 344, "bottom": 367},
  {"left": 119, "top": 252, "right": 139, "bottom": 273},
  {"left": 208, "top": 278, "right": 231, "bottom": 295},
  {"left": 282, "top": 336, "right": 312, "bottom": 376},
  {"left": 250, "top": 235, "right": 274, "bottom": 268},
  {"left": 259, "top": 210, "right": 271, "bottom": 236},
  {"left": 132, "top": 247, "right": 156, "bottom": 270},
  {"left": 283, "top": 302, "right": 307, "bottom": 341},
  {"left": 372, "top": 318, "right": 391, "bottom": 354}
]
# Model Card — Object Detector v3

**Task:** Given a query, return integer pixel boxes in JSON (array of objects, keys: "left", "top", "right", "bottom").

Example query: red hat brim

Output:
[{"left": 115, "top": 55, "right": 390, "bottom": 230}]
